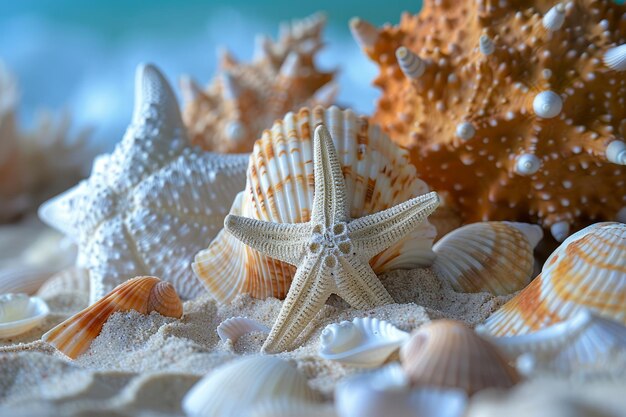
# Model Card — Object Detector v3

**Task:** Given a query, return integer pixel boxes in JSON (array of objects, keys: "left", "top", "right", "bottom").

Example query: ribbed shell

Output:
[
  {"left": 182, "top": 356, "right": 320, "bottom": 417},
  {"left": 400, "top": 320, "right": 520, "bottom": 395},
  {"left": 42, "top": 276, "right": 183, "bottom": 359},
  {"left": 483, "top": 222, "right": 626, "bottom": 336},
  {"left": 193, "top": 105, "right": 436, "bottom": 303},
  {"left": 37, "top": 267, "right": 90, "bottom": 298},
  {"left": 432, "top": 222, "right": 542, "bottom": 295},
  {"left": 216, "top": 316, "right": 270, "bottom": 343}
]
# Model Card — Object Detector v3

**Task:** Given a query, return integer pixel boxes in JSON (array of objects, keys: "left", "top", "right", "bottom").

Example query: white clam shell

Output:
[
  {"left": 604, "top": 44, "right": 626, "bottom": 72},
  {"left": 335, "top": 364, "right": 467, "bottom": 417},
  {"left": 0, "top": 293, "right": 49, "bottom": 338},
  {"left": 183, "top": 356, "right": 320, "bottom": 417},
  {"left": 542, "top": 3, "right": 566, "bottom": 31},
  {"left": 0, "top": 266, "right": 57, "bottom": 295},
  {"left": 216, "top": 316, "right": 270, "bottom": 343},
  {"left": 532, "top": 90, "right": 562, "bottom": 119},
  {"left": 478, "top": 310, "right": 626, "bottom": 375},
  {"left": 319, "top": 317, "right": 410, "bottom": 368}
]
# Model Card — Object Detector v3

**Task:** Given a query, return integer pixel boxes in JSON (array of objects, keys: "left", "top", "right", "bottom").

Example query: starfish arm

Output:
[
  {"left": 347, "top": 191, "right": 440, "bottom": 261},
  {"left": 335, "top": 254, "right": 394, "bottom": 308},
  {"left": 311, "top": 125, "right": 349, "bottom": 227},
  {"left": 224, "top": 214, "right": 310, "bottom": 266},
  {"left": 262, "top": 254, "right": 333, "bottom": 353}
]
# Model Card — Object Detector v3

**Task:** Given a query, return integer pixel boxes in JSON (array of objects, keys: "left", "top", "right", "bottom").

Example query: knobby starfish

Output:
[{"left": 224, "top": 124, "right": 440, "bottom": 352}]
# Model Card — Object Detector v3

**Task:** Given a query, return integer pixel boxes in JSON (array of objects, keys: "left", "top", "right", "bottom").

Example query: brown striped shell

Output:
[
  {"left": 400, "top": 320, "right": 520, "bottom": 395},
  {"left": 193, "top": 105, "right": 436, "bottom": 304},
  {"left": 42, "top": 276, "right": 182, "bottom": 359},
  {"left": 432, "top": 222, "right": 543, "bottom": 295},
  {"left": 483, "top": 222, "right": 626, "bottom": 336}
]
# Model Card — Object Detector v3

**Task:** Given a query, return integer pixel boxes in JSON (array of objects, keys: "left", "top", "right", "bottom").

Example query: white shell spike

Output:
[
  {"left": 479, "top": 35, "right": 495, "bottom": 55},
  {"left": 514, "top": 153, "right": 541, "bottom": 176},
  {"left": 216, "top": 317, "right": 270, "bottom": 344},
  {"left": 477, "top": 310, "right": 626, "bottom": 375},
  {"left": 606, "top": 140, "right": 626, "bottom": 165},
  {"left": 542, "top": 3, "right": 566, "bottom": 31},
  {"left": 550, "top": 220, "right": 570, "bottom": 242},
  {"left": 319, "top": 317, "right": 410, "bottom": 368},
  {"left": 395, "top": 47, "right": 426, "bottom": 79},
  {"left": 455, "top": 122, "right": 475, "bottom": 141},
  {"left": 604, "top": 44, "right": 626, "bottom": 71},
  {"left": 532, "top": 91, "right": 563, "bottom": 119},
  {"left": 0, "top": 293, "right": 49, "bottom": 338},
  {"left": 350, "top": 18, "right": 379, "bottom": 49},
  {"left": 182, "top": 356, "right": 321, "bottom": 417},
  {"left": 38, "top": 64, "right": 248, "bottom": 302}
]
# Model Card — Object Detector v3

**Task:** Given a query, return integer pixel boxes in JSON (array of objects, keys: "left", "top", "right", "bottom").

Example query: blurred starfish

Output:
[{"left": 225, "top": 124, "right": 440, "bottom": 352}]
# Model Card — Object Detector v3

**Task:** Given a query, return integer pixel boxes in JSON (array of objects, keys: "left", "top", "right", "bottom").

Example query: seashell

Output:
[
  {"left": 246, "top": 399, "right": 337, "bottom": 417},
  {"left": 532, "top": 90, "right": 563, "bottom": 119},
  {"left": 514, "top": 153, "right": 541, "bottom": 176},
  {"left": 319, "top": 317, "right": 410, "bottom": 368},
  {"left": 39, "top": 64, "right": 248, "bottom": 302},
  {"left": 36, "top": 266, "right": 90, "bottom": 299},
  {"left": 542, "top": 3, "right": 566, "bottom": 32},
  {"left": 395, "top": 47, "right": 425, "bottom": 79},
  {"left": 604, "top": 44, "right": 626, "bottom": 72},
  {"left": 182, "top": 355, "right": 321, "bottom": 417},
  {"left": 216, "top": 316, "right": 270, "bottom": 343},
  {"left": 479, "top": 35, "right": 495, "bottom": 55},
  {"left": 483, "top": 222, "right": 626, "bottom": 336},
  {"left": 400, "top": 320, "right": 520, "bottom": 395},
  {"left": 478, "top": 309, "right": 626, "bottom": 376},
  {"left": 194, "top": 105, "right": 436, "bottom": 303},
  {"left": 0, "top": 293, "right": 49, "bottom": 338},
  {"left": 0, "top": 266, "right": 57, "bottom": 295},
  {"left": 42, "top": 276, "right": 182, "bottom": 359},
  {"left": 432, "top": 222, "right": 542, "bottom": 295},
  {"left": 335, "top": 364, "right": 468, "bottom": 417}
]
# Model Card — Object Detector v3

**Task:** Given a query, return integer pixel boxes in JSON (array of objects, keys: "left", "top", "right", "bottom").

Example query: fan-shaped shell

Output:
[
  {"left": 42, "top": 276, "right": 182, "bottom": 358},
  {"left": 193, "top": 105, "right": 436, "bottom": 303},
  {"left": 432, "top": 222, "right": 542, "bottom": 295},
  {"left": 182, "top": 355, "right": 321, "bottom": 417},
  {"left": 0, "top": 293, "right": 49, "bottom": 338},
  {"left": 479, "top": 309, "right": 626, "bottom": 375},
  {"left": 483, "top": 222, "right": 626, "bottom": 336},
  {"left": 400, "top": 320, "right": 520, "bottom": 395},
  {"left": 335, "top": 364, "right": 467, "bottom": 417},
  {"left": 319, "top": 317, "right": 409, "bottom": 368},
  {"left": 216, "top": 316, "right": 270, "bottom": 343},
  {"left": 37, "top": 266, "right": 90, "bottom": 299}
]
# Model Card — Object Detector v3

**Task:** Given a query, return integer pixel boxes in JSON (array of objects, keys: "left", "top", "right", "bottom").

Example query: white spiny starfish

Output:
[
  {"left": 225, "top": 125, "right": 440, "bottom": 352},
  {"left": 39, "top": 64, "right": 248, "bottom": 302}
]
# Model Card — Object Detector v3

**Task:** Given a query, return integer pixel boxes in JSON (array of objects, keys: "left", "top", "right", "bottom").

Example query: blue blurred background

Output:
[{"left": 0, "top": 0, "right": 423, "bottom": 151}]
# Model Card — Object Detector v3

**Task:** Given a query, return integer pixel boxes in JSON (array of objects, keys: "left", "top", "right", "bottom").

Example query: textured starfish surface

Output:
[
  {"left": 224, "top": 124, "right": 440, "bottom": 352},
  {"left": 353, "top": 0, "right": 626, "bottom": 242},
  {"left": 39, "top": 64, "right": 249, "bottom": 302}
]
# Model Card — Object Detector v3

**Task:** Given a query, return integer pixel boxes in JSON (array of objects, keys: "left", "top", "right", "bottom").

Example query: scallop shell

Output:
[
  {"left": 478, "top": 309, "right": 626, "bottom": 376},
  {"left": 319, "top": 317, "right": 410, "bottom": 368},
  {"left": 432, "top": 222, "right": 542, "bottom": 295},
  {"left": 194, "top": 105, "right": 436, "bottom": 303},
  {"left": 335, "top": 364, "right": 468, "bottom": 417},
  {"left": 0, "top": 266, "right": 57, "bottom": 295},
  {"left": 216, "top": 316, "right": 270, "bottom": 343},
  {"left": 182, "top": 355, "right": 321, "bottom": 417},
  {"left": 0, "top": 293, "right": 49, "bottom": 338},
  {"left": 37, "top": 266, "right": 90, "bottom": 299},
  {"left": 42, "top": 276, "right": 182, "bottom": 359},
  {"left": 483, "top": 222, "right": 626, "bottom": 336},
  {"left": 400, "top": 320, "right": 520, "bottom": 395}
]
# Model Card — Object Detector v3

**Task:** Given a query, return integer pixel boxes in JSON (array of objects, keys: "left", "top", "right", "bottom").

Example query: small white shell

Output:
[
  {"left": 0, "top": 293, "right": 49, "bottom": 338},
  {"left": 549, "top": 220, "right": 570, "bottom": 242},
  {"left": 183, "top": 356, "right": 320, "bottom": 417},
  {"left": 514, "top": 153, "right": 541, "bottom": 176},
  {"left": 479, "top": 35, "right": 495, "bottom": 55},
  {"left": 532, "top": 91, "right": 562, "bottom": 119},
  {"left": 216, "top": 316, "right": 270, "bottom": 343},
  {"left": 606, "top": 140, "right": 626, "bottom": 165},
  {"left": 335, "top": 364, "right": 467, "bottom": 417},
  {"left": 319, "top": 317, "right": 410, "bottom": 368},
  {"left": 396, "top": 47, "right": 426, "bottom": 79},
  {"left": 604, "top": 44, "right": 626, "bottom": 72},
  {"left": 478, "top": 310, "right": 626, "bottom": 375},
  {"left": 455, "top": 122, "right": 476, "bottom": 141},
  {"left": 542, "top": 3, "right": 566, "bottom": 31}
]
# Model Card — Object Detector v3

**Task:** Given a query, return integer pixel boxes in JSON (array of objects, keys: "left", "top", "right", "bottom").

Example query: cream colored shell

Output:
[{"left": 194, "top": 105, "right": 436, "bottom": 303}]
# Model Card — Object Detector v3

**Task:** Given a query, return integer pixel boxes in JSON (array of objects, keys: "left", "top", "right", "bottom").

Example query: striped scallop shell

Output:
[
  {"left": 432, "top": 222, "right": 542, "bottom": 295},
  {"left": 42, "top": 276, "right": 183, "bottom": 359},
  {"left": 400, "top": 320, "right": 520, "bottom": 395},
  {"left": 193, "top": 105, "right": 436, "bottom": 303},
  {"left": 483, "top": 222, "right": 626, "bottom": 336}
]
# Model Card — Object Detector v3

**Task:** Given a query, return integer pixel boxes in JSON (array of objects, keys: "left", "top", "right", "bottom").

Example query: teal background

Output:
[{"left": 0, "top": 1, "right": 423, "bottom": 150}]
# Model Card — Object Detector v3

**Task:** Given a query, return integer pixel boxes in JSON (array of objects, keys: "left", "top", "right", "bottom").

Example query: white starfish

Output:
[
  {"left": 39, "top": 64, "right": 249, "bottom": 302},
  {"left": 225, "top": 125, "right": 440, "bottom": 352}
]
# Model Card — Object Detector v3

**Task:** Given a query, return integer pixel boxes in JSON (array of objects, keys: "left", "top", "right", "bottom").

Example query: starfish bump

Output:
[{"left": 224, "top": 124, "right": 440, "bottom": 352}]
